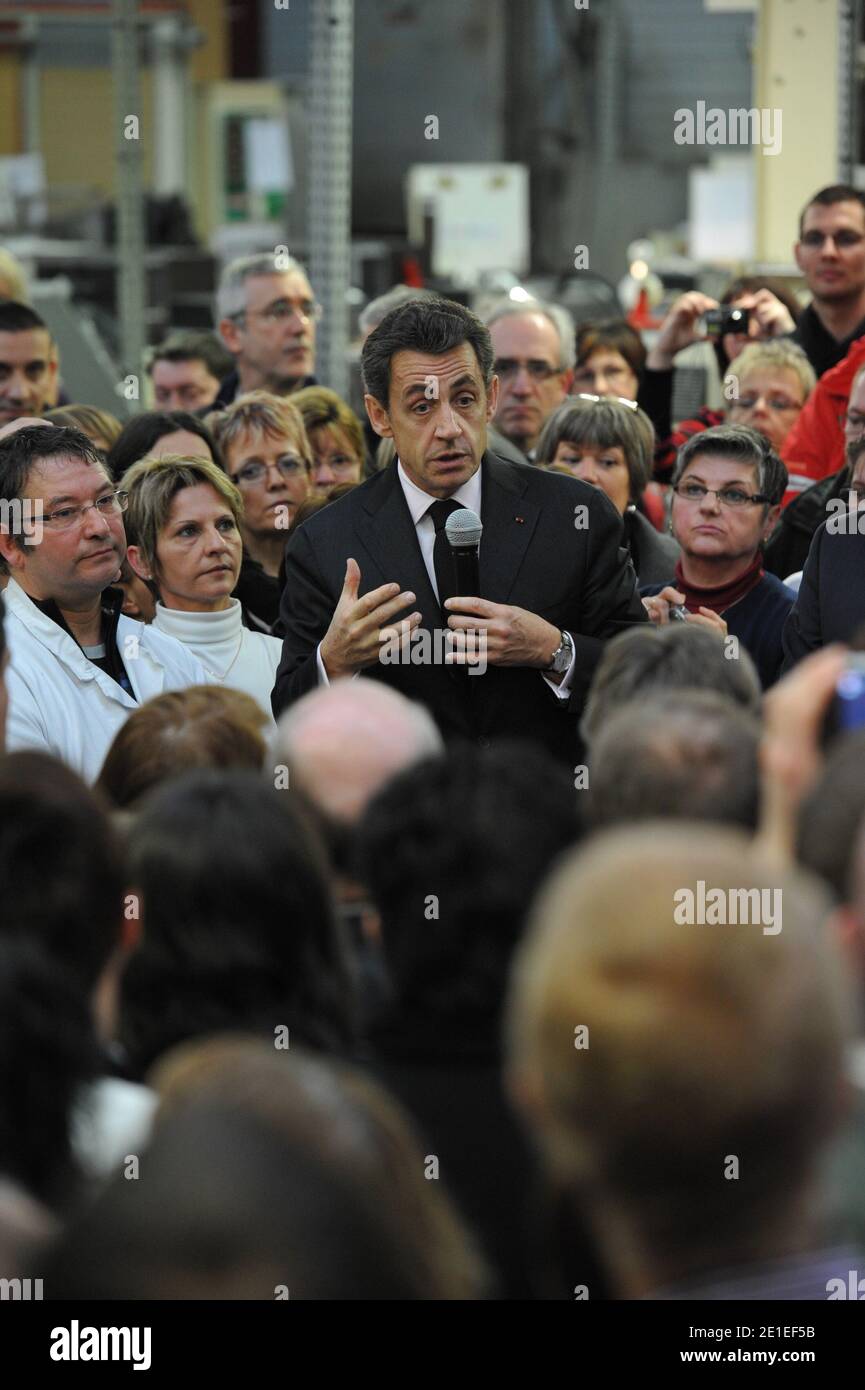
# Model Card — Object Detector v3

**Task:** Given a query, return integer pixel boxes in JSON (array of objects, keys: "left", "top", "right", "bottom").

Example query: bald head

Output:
[
  {"left": 274, "top": 678, "right": 443, "bottom": 824},
  {"left": 0, "top": 416, "right": 53, "bottom": 441}
]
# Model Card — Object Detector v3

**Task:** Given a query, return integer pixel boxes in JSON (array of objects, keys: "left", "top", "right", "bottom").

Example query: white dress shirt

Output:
[{"left": 317, "top": 459, "right": 575, "bottom": 695}]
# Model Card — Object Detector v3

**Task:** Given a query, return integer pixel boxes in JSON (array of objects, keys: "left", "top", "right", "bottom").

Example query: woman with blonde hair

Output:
[
  {"left": 44, "top": 404, "right": 123, "bottom": 454},
  {"left": 122, "top": 452, "right": 282, "bottom": 719},
  {"left": 292, "top": 385, "right": 368, "bottom": 493}
]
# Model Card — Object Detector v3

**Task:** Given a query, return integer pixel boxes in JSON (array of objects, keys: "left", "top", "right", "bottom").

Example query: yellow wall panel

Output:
[
  {"left": 753, "top": 0, "right": 839, "bottom": 261},
  {"left": 39, "top": 68, "right": 154, "bottom": 199},
  {"left": 0, "top": 52, "right": 21, "bottom": 154}
]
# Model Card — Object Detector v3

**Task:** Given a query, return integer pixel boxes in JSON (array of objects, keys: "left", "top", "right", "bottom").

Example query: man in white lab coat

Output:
[{"left": 0, "top": 424, "right": 209, "bottom": 782}]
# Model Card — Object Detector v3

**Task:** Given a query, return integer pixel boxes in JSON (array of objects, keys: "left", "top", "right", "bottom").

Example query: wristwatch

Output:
[{"left": 545, "top": 629, "right": 574, "bottom": 676}]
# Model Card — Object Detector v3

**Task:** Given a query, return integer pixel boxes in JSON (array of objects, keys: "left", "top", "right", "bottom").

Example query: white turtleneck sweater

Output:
[{"left": 152, "top": 598, "right": 282, "bottom": 724}]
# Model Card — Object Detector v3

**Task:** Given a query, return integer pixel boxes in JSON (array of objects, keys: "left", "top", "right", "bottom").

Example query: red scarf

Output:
[{"left": 673, "top": 553, "right": 764, "bottom": 615}]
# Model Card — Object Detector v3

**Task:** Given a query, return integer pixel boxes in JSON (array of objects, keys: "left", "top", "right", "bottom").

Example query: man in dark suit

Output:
[
  {"left": 782, "top": 507, "right": 865, "bottom": 669},
  {"left": 271, "top": 297, "right": 647, "bottom": 763}
]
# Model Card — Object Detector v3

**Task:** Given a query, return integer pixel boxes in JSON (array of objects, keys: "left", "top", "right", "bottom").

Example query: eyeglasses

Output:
[
  {"left": 42, "top": 490, "right": 129, "bottom": 530},
  {"left": 237, "top": 298, "right": 323, "bottom": 325},
  {"left": 232, "top": 457, "right": 310, "bottom": 486},
  {"left": 317, "top": 453, "right": 359, "bottom": 472},
  {"left": 730, "top": 394, "right": 802, "bottom": 414},
  {"left": 494, "top": 358, "right": 562, "bottom": 381},
  {"left": 800, "top": 229, "right": 864, "bottom": 249},
  {"left": 573, "top": 392, "right": 639, "bottom": 410},
  {"left": 673, "top": 481, "right": 769, "bottom": 508}
]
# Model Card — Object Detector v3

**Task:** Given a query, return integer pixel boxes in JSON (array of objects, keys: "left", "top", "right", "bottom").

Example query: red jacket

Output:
[{"left": 781, "top": 335, "right": 865, "bottom": 507}]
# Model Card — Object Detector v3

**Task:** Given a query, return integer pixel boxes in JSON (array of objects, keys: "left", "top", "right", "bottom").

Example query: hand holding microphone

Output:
[{"left": 440, "top": 508, "right": 563, "bottom": 671}]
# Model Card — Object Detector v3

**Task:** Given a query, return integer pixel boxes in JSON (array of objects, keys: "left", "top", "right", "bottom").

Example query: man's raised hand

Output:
[{"left": 320, "top": 558, "right": 421, "bottom": 679}]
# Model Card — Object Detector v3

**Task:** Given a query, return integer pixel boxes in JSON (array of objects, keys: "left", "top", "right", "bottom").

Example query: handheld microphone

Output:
[{"left": 444, "top": 508, "right": 482, "bottom": 604}]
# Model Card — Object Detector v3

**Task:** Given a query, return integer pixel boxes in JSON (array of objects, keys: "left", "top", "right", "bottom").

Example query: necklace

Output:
[{"left": 204, "top": 631, "right": 245, "bottom": 684}]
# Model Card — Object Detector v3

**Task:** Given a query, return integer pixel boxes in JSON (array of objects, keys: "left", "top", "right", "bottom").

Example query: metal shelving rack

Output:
[{"left": 307, "top": 0, "right": 354, "bottom": 402}]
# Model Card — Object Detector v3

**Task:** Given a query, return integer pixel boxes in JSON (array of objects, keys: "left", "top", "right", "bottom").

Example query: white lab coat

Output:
[{"left": 3, "top": 578, "right": 211, "bottom": 783}]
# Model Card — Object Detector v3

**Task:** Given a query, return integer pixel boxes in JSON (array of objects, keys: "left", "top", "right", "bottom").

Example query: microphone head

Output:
[{"left": 445, "top": 507, "right": 483, "bottom": 548}]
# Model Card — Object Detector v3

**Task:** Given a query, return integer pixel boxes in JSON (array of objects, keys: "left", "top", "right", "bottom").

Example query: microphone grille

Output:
[{"left": 444, "top": 507, "right": 483, "bottom": 547}]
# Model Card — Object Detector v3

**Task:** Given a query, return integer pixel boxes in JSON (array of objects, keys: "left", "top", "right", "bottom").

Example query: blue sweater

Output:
[{"left": 641, "top": 571, "right": 796, "bottom": 688}]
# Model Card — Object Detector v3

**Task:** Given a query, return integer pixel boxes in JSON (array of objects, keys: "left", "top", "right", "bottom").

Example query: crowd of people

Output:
[{"left": 2, "top": 183, "right": 865, "bottom": 1300}]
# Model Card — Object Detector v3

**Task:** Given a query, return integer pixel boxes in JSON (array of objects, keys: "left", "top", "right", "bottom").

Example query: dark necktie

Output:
[{"left": 428, "top": 498, "right": 463, "bottom": 610}]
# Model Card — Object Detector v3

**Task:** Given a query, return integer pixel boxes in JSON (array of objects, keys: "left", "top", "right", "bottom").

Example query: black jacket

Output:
[
  {"left": 272, "top": 452, "right": 648, "bottom": 764},
  {"left": 764, "top": 468, "right": 850, "bottom": 582},
  {"left": 368, "top": 1011, "right": 536, "bottom": 1299},
  {"left": 213, "top": 369, "right": 317, "bottom": 409},
  {"left": 234, "top": 550, "right": 283, "bottom": 635},
  {"left": 624, "top": 507, "right": 680, "bottom": 587},
  {"left": 782, "top": 518, "right": 865, "bottom": 669},
  {"left": 792, "top": 302, "right": 865, "bottom": 379}
]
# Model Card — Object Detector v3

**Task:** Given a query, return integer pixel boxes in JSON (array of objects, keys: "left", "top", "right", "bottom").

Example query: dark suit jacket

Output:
[
  {"left": 782, "top": 518, "right": 865, "bottom": 670},
  {"left": 271, "top": 452, "right": 647, "bottom": 763}
]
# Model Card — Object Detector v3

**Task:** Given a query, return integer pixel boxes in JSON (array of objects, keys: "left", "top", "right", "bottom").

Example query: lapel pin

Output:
[{"left": 514, "top": 515, "right": 524, "bottom": 524}]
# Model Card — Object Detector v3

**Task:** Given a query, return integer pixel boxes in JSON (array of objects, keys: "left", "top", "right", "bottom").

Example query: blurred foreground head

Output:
[
  {"left": 582, "top": 624, "right": 761, "bottom": 749},
  {"left": 274, "top": 676, "right": 442, "bottom": 830},
  {"left": 43, "top": 1042, "right": 484, "bottom": 1299},
  {"left": 506, "top": 825, "right": 853, "bottom": 1297},
  {"left": 96, "top": 686, "right": 269, "bottom": 810},
  {"left": 586, "top": 690, "right": 761, "bottom": 833},
  {"left": 119, "top": 769, "right": 354, "bottom": 1078},
  {"left": 360, "top": 742, "right": 580, "bottom": 1027}
]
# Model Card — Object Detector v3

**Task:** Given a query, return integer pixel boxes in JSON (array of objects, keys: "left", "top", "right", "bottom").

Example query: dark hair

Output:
[
  {"left": 0, "top": 750, "right": 126, "bottom": 989},
  {"left": 673, "top": 423, "right": 788, "bottom": 508},
  {"left": 714, "top": 276, "right": 803, "bottom": 372},
  {"left": 119, "top": 769, "right": 355, "bottom": 1077},
  {"left": 586, "top": 691, "right": 761, "bottom": 833},
  {"left": 582, "top": 625, "right": 762, "bottom": 747},
  {"left": 535, "top": 397, "right": 654, "bottom": 502},
  {"left": 0, "top": 936, "right": 97, "bottom": 1209},
  {"left": 42, "top": 1100, "right": 437, "bottom": 1299},
  {"left": 146, "top": 330, "right": 233, "bottom": 381},
  {"left": 799, "top": 183, "right": 865, "bottom": 239},
  {"left": 797, "top": 731, "right": 865, "bottom": 903},
  {"left": 575, "top": 319, "right": 647, "bottom": 379},
  {"left": 96, "top": 686, "right": 269, "bottom": 810},
  {"left": 106, "top": 410, "right": 222, "bottom": 483},
  {"left": 0, "top": 423, "right": 102, "bottom": 519},
  {"left": 0, "top": 589, "right": 6, "bottom": 667},
  {"left": 361, "top": 295, "right": 494, "bottom": 409},
  {"left": 0, "top": 300, "right": 49, "bottom": 337},
  {"left": 149, "top": 1041, "right": 486, "bottom": 1297},
  {"left": 358, "top": 743, "right": 580, "bottom": 1023},
  {"left": 0, "top": 425, "right": 98, "bottom": 611}
]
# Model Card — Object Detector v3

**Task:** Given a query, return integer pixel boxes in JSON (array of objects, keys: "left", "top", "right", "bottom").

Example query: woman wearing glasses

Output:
[
  {"left": 292, "top": 386, "right": 368, "bottom": 494},
  {"left": 641, "top": 425, "right": 795, "bottom": 687},
  {"left": 208, "top": 392, "right": 313, "bottom": 634},
  {"left": 536, "top": 396, "right": 679, "bottom": 586},
  {"left": 123, "top": 453, "right": 282, "bottom": 721}
]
